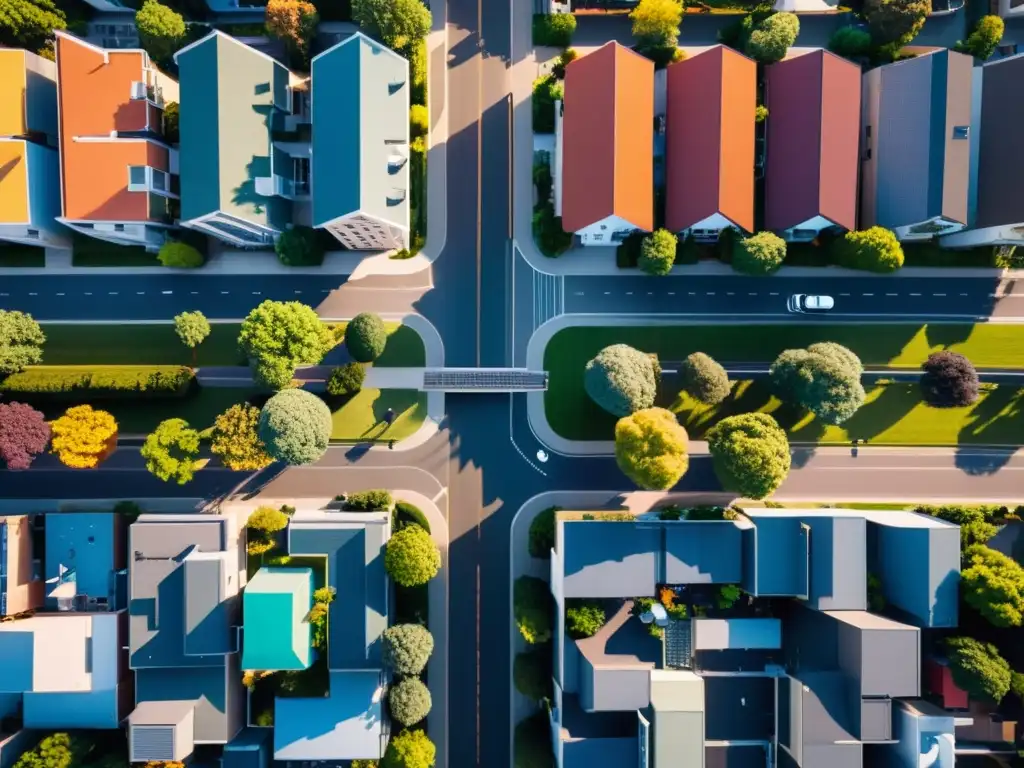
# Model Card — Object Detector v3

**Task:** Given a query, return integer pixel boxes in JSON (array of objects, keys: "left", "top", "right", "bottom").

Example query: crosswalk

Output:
[{"left": 533, "top": 271, "right": 563, "bottom": 329}]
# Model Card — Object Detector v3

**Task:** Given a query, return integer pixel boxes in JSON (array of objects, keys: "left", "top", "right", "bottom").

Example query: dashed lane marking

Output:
[
  {"left": 910, "top": 292, "right": 922, "bottom": 296},
  {"left": 161, "top": 290, "right": 172, "bottom": 295},
  {"left": 886, "top": 293, "right": 897, "bottom": 296},
  {"left": 934, "top": 293, "right": 946, "bottom": 297},
  {"left": 863, "top": 293, "right": 874, "bottom": 296}
]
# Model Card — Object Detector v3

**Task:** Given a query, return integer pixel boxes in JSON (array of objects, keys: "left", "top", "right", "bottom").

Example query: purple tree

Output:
[{"left": 0, "top": 402, "right": 51, "bottom": 470}]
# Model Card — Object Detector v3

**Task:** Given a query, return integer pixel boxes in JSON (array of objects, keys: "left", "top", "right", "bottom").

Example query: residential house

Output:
[
  {"left": 0, "top": 516, "right": 43, "bottom": 619},
  {"left": 765, "top": 49, "right": 861, "bottom": 241},
  {"left": 43, "top": 512, "right": 126, "bottom": 611},
  {"left": 665, "top": 45, "right": 756, "bottom": 240},
  {"left": 860, "top": 50, "right": 973, "bottom": 241},
  {"left": 312, "top": 33, "right": 410, "bottom": 251},
  {"left": 241, "top": 567, "right": 314, "bottom": 672},
  {"left": 54, "top": 32, "right": 179, "bottom": 251},
  {"left": 546, "top": 507, "right": 961, "bottom": 768},
  {"left": 555, "top": 42, "right": 654, "bottom": 246},
  {"left": 127, "top": 514, "right": 245, "bottom": 762},
  {"left": 0, "top": 49, "right": 65, "bottom": 247}
]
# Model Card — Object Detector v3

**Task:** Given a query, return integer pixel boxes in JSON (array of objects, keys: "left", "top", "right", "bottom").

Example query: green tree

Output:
[
  {"left": 770, "top": 342, "right": 865, "bottom": 425},
  {"left": 141, "top": 418, "right": 200, "bottom": 485},
  {"left": 833, "top": 227, "right": 904, "bottom": 272},
  {"left": 0, "top": 310, "right": 44, "bottom": 376},
  {"left": 745, "top": 12, "right": 799, "bottom": 64},
  {"left": 715, "top": 584, "right": 742, "bottom": 610},
  {"left": 410, "top": 103, "right": 429, "bottom": 137},
  {"left": 344, "top": 312, "right": 388, "bottom": 363},
  {"left": 514, "top": 646, "right": 553, "bottom": 701},
  {"left": 514, "top": 575, "right": 553, "bottom": 644},
  {"left": 388, "top": 677, "right": 432, "bottom": 726},
  {"left": 515, "top": 713, "right": 556, "bottom": 768},
  {"left": 265, "top": 0, "right": 319, "bottom": 64},
  {"left": 733, "top": 231, "right": 786, "bottom": 275},
  {"left": 528, "top": 506, "right": 558, "bottom": 559},
  {"left": 326, "top": 362, "right": 366, "bottom": 397},
  {"left": 157, "top": 241, "right": 204, "bottom": 268},
  {"left": 174, "top": 310, "right": 210, "bottom": 366},
  {"left": 257, "top": 389, "right": 332, "bottom": 465},
  {"left": 639, "top": 228, "right": 678, "bottom": 276},
  {"left": 135, "top": 0, "right": 185, "bottom": 66},
  {"left": 163, "top": 101, "right": 179, "bottom": 143},
  {"left": 275, "top": 226, "right": 324, "bottom": 267},
  {"left": 945, "top": 636, "right": 1012, "bottom": 703},
  {"left": 309, "top": 601, "right": 329, "bottom": 650},
  {"left": 0, "top": 0, "right": 66, "bottom": 55},
  {"left": 957, "top": 15, "right": 1004, "bottom": 59},
  {"left": 382, "top": 623, "right": 434, "bottom": 676},
  {"left": 534, "top": 11, "right": 576, "bottom": 46},
  {"left": 385, "top": 525, "right": 441, "bottom": 587},
  {"left": 828, "top": 25, "right": 873, "bottom": 58},
  {"left": 916, "top": 505, "right": 997, "bottom": 548},
  {"left": 566, "top": 599, "right": 606, "bottom": 639},
  {"left": 13, "top": 733, "right": 78, "bottom": 768},
  {"left": 865, "top": 0, "right": 929, "bottom": 51},
  {"left": 705, "top": 413, "right": 791, "bottom": 499},
  {"left": 681, "top": 352, "right": 731, "bottom": 405},
  {"left": 1011, "top": 671, "right": 1024, "bottom": 701},
  {"left": 631, "top": 0, "right": 682, "bottom": 50},
  {"left": 239, "top": 300, "right": 335, "bottom": 389},
  {"left": 352, "top": 0, "right": 432, "bottom": 50},
  {"left": 211, "top": 403, "right": 273, "bottom": 471},
  {"left": 246, "top": 505, "right": 290, "bottom": 556},
  {"left": 551, "top": 47, "right": 578, "bottom": 79},
  {"left": 584, "top": 343, "right": 659, "bottom": 417},
  {"left": 381, "top": 729, "right": 435, "bottom": 768},
  {"left": 961, "top": 544, "right": 1024, "bottom": 627},
  {"left": 615, "top": 407, "right": 689, "bottom": 491}
]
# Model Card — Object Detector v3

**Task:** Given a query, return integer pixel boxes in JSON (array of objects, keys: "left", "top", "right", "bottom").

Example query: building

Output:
[
  {"left": 242, "top": 567, "right": 313, "bottom": 672},
  {"left": 174, "top": 31, "right": 302, "bottom": 248},
  {"left": 665, "top": 45, "right": 755, "bottom": 240},
  {"left": 0, "top": 516, "right": 43, "bottom": 618},
  {"left": 54, "top": 32, "right": 179, "bottom": 251},
  {"left": 127, "top": 514, "right": 245, "bottom": 762},
  {"left": 555, "top": 42, "right": 654, "bottom": 246},
  {"left": 0, "top": 49, "right": 65, "bottom": 248},
  {"left": 312, "top": 33, "right": 410, "bottom": 251},
  {"left": 44, "top": 512, "right": 125, "bottom": 611},
  {"left": 764, "top": 49, "right": 861, "bottom": 241},
  {"left": 860, "top": 50, "right": 973, "bottom": 241}
]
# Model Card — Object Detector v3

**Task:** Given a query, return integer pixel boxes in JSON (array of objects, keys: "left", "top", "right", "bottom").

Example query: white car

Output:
[{"left": 788, "top": 294, "right": 835, "bottom": 313}]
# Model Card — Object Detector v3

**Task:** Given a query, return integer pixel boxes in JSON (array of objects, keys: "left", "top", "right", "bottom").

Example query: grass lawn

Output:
[
  {"left": 327, "top": 321, "right": 426, "bottom": 367},
  {"left": 40, "top": 323, "right": 245, "bottom": 366},
  {"left": 0, "top": 244, "right": 45, "bottom": 267},
  {"left": 71, "top": 235, "right": 162, "bottom": 267},
  {"left": 326, "top": 388, "right": 427, "bottom": 442}
]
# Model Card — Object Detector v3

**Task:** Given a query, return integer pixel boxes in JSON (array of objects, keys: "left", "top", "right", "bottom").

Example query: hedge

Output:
[
  {"left": 1, "top": 366, "right": 195, "bottom": 399},
  {"left": 394, "top": 500, "right": 432, "bottom": 533}
]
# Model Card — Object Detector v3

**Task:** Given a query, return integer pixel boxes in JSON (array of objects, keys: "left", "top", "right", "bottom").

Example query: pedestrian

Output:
[{"left": 389, "top": 439, "right": 395, "bottom": 450}]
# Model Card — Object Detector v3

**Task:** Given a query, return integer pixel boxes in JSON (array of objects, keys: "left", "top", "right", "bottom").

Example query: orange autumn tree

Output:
[
  {"left": 265, "top": 0, "right": 319, "bottom": 64},
  {"left": 49, "top": 405, "right": 118, "bottom": 468}
]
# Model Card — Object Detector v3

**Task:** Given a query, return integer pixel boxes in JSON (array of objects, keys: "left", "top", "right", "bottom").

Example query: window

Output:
[
  {"left": 151, "top": 169, "right": 167, "bottom": 192},
  {"left": 953, "top": 126, "right": 970, "bottom": 140},
  {"left": 865, "top": 125, "right": 871, "bottom": 138},
  {"left": 128, "top": 166, "right": 172, "bottom": 196},
  {"left": 128, "top": 166, "right": 147, "bottom": 190},
  {"left": 114, "top": 224, "right": 125, "bottom": 232},
  {"left": 293, "top": 157, "right": 310, "bottom": 195}
]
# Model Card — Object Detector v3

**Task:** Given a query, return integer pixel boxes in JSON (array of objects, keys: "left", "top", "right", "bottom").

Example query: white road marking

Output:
[
  {"left": 191, "top": 291, "right": 199, "bottom": 295},
  {"left": 934, "top": 293, "right": 946, "bottom": 297},
  {"left": 322, "top": 289, "right": 330, "bottom": 293},
  {"left": 604, "top": 291, "right": 611, "bottom": 295},
  {"left": 647, "top": 292, "right": 653, "bottom": 296},
  {"left": 748, "top": 292, "right": 757, "bottom": 296},
  {"left": 137, "top": 292, "right": 145, "bottom": 295},
  {"left": 0, "top": 293, "right": 7, "bottom": 297},
  {"left": 221, "top": 291, "right": 230, "bottom": 295},
  {"left": 83, "top": 292, "right": 92, "bottom": 296},
  {"left": 29, "top": 292, "right": 37, "bottom": 296},
  {"left": 294, "top": 290, "right": 302, "bottom": 294},
  {"left": 108, "top": 292, "right": 117, "bottom": 296},
  {"left": 769, "top": 292, "right": 779, "bottom": 296},
  {"left": 56, "top": 292, "right": 65, "bottom": 296},
  {"left": 707, "top": 292, "right": 715, "bottom": 296},
  {"left": 688, "top": 292, "right": 696, "bottom": 296},
  {"left": 626, "top": 292, "right": 633, "bottom": 295},
  {"left": 573, "top": 292, "right": 585, "bottom": 296},
  {"left": 910, "top": 292, "right": 922, "bottom": 296},
  {"left": 161, "top": 290, "right": 172, "bottom": 295},
  {"left": 863, "top": 293, "right": 874, "bottom": 297},
  {"left": 886, "top": 293, "right": 897, "bottom": 297},
  {"left": 726, "top": 292, "right": 735, "bottom": 296},
  {"left": 667, "top": 292, "right": 675, "bottom": 296},
  {"left": 252, "top": 291, "right": 261, "bottom": 295},
  {"left": 840, "top": 292, "right": 851, "bottom": 297},
  {"left": 960, "top": 293, "right": 968, "bottom": 297}
]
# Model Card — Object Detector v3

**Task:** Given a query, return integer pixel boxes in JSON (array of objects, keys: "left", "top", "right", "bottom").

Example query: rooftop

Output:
[
  {"left": 44, "top": 512, "right": 118, "bottom": 607},
  {"left": 241, "top": 567, "right": 313, "bottom": 672},
  {"left": 0, "top": 140, "right": 29, "bottom": 226},
  {"left": 974, "top": 54, "right": 1024, "bottom": 229},
  {"left": 0, "top": 47, "right": 57, "bottom": 139}
]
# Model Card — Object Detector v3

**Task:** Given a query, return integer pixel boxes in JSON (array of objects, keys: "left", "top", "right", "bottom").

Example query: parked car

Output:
[{"left": 787, "top": 294, "right": 834, "bottom": 313}]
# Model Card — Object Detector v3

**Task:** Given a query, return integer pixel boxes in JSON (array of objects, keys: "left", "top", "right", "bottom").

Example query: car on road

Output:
[{"left": 788, "top": 294, "right": 834, "bottom": 313}]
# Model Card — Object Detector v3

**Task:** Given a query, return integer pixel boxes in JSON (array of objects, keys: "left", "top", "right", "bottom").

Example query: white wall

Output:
[
  {"left": 782, "top": 215, "right": 834, "bottom": 241},
  {"left": 577, "top": 215, "right": 644, "bottom": 246},
  {"left": 680, "top": 212, "right": 733, "bottom": 239},
  {"left": 941, "top": 223, "right": 1024, "bottom": 248},
  {"left": 553, "top": 100, "right": 564, "bottom": 218}
]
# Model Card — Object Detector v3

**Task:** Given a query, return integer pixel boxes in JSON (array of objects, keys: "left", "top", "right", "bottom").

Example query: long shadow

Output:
[{"left": 954, "top": 385, "right": 1024, "bottom": 474}]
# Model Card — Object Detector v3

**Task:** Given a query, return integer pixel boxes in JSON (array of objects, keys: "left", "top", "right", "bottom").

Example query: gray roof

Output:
[
  {"left": 311, "top": 32, "right": 410, "bottom": 232},
  {"left": 664, "top": 522, "right": 742, "bottom": 584},
  {"left": 975, "top": 54, "right": 1024, "bottom": 228},
  {"left": 575, "top": 602, "right": 659, "bottom": 712},
  {"left": 135, "top": 657, "right": 243, "bottom": 743},
  {"left": 828, "top": 610, "right": 920, "bottom": 700},
  {"left": 860, "top": 50, "right": 972, "bottom": 230},
  {"left": 128, "top": 699, "right": 195, "bottom": 726},
  {"left": 780, "top": 672, "right": 863, "bottom": 768},
  {"left": 703, "top": 675, "right": 775, "bottom": 741},
  {"left": 706, "top": 745, "right": 769, "bottom": 768}
]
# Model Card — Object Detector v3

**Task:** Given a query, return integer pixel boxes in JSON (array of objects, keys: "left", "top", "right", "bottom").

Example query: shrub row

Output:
[{"left": 1, "top": 366, "right": 195, "bottom": 399}]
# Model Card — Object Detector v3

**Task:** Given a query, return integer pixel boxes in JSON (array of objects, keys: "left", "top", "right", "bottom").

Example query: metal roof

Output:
[
  {"left": 241, "top": 567, "right": 313, "bottom": 672},
  {"left": 974, "top": 54, "right": 1024, "bottom": 228}
]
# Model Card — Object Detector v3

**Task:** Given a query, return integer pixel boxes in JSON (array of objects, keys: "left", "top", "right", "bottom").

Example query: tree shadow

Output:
[
  {"left": 954, "top": 385, "right": 1024, "bottom": 475},
  {"left": 830, "top": 383, "right": 920, "bottom": 443},
  {"left": 924, "top": 322, "right": 974, "bottom": 350}
]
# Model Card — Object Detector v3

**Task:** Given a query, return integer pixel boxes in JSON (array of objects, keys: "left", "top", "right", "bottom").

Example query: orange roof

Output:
[
  {"left": 561, "top": 42, "right": 654, "bottom": 233},
  {"left": 665, "top": 46, "right": 755, "bottom": 233},
  {"left": 55, "top": 33, "right": 169, "bottom": 222}
]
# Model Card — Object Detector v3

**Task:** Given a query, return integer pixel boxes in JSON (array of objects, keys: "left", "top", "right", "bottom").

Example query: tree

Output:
[
  {"left": 745, "top": 12, "right": 799, "bottom": 64},
  {"left": 515, "top": 713, "right": 556, "bottom": 768},
  {"left": 239, "top": 300, "right": 335, "bottom": 389},
  {"left": 0, "top": 309, "right": 45, "bottom": 376},
  {"left": 344, "top": 312, "right": 388, "bottom": 363},
  {"left": 258, "top": 389, "right": 332, "bottom": 465},
  {"left": 246, "top": 505, "right": 290, "bottom": 556},
  {"left": 352, "top": 0, "right": 432, "bottom": 50},
  {"left": 265, "top": 0, "right": 319, "bottom": 63},
  {"left": 383, "top": 623, "right": 434, "bottom": 676},
  {"left": 388, "top": 677, "right": 432, "bottom": 726},
  {"left": 141, "top": 418, "right": 200, "bottom": 485},
  {"left": 681, "top": 352, "right": 731, "bottom": 405},
  {"left": 528, "top": 506, "right": 558, "bottom": 559},
  {"left": 829, "top": 25, "right": 873, "bottom": 58},
  {"left": 945, "top": 636, "right": 1012, "bottom": 703},
  {"left": 157, "top": 241, "right": 204, "bottom": 268},
  {"left": 135, "top": 0, "right": 185, "bottom": 66},
  {"left": 49, "top": 405, "right": 118, "bottom": 469},
  {"left": 833, "top": 227, "right": 904, "bottom": 272},
  {"left": 755, "top": 104, "right": 768, "bottom": 123},
  {"left": 0, "top": 402, "right": 50, "bottom": 470},
  {"left": 514, "top": 646, "right": 553, "bottom": 701},
  {"left": 566, "top": 600, "right": 605, "bottom": 639},
  {"left": 326, "top": 362, "right": 366, "bottom": 396},
  {"left": 961, "top": 544, "right": 1024, "bottom": 627},
  {"left": 275, "top": 226, "right": 324, "bottom": 267},
  {"left": 385, "top": 525, "right": 440, "bottom": 587},
  {"left": 770, "top": 342, "right": 865, "bottom": 424},
  {"left": 917, "top": 505, "right": 998, "bottom": 548},
  {"left": 351, "top": 761, "right": 379, "bottom": 768},
  {"left": 534, "top": 11, "right": 576, "bottom": 46},
  {"left": 13, "top": 733, "right": 78, "bottom": 768},
  {"left": 584, "top": 343, "right": 659, "bottom": 417},
  {"left": 309, "top": 600, "right": 329, "bottom": 650},
  {"left": 920, "top": 351, "right": 979, "bottom": 408},
  {"left": 163, "top": 101, "right": 179, "bottom": 143},
  {"left": 957, "top": 15, "right": 1005, "bottom": 59},
  {"left": 551, "top": 47, "right": 578, "bottom": 79},
  {"left": 615, "top": 407, "right": 689, "bottom": 490},
  {"left": 174, "top": 310, "right": 210, "bottom": 366},
  {"left": 381, "top": 729, "right": 435, "bottom": 768},
  {"left": 733, "top": 231, "right": 786, "bottom": 275},
  {"left": 410, "top": 103, "right": 429, "bottom": 138},
  {"left": 639, "top": 229, "right": 677, "bottom": 276},
  {"left": 210, "top": 403, "right": 273, "bottom": 471},
  {"left": 1012, "top": 671, "right": 1024, "bottom": 701},
  {"left": 864, "top": 0, "right": 929, "bottom": 51},
  {"left": 705, "top": 413, "right": 791, "bottom": 499},
  {"left": 514, "top": 575, "right": 554, "bottom": 644},
  {"left": 0, "top": 0, "right": 66, "bottom": 55},
  {"left": 631, "top": 0, "right": 682, "bottom": 50}
]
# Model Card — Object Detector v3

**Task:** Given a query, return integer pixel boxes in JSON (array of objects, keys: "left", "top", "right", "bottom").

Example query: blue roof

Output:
[
  {"left": 0, "top": 631, "right": 34, "bottom": 692},
  {"left": 743, "top": 516, "right": 809, "bottom": 597},
  {"left": 561, "top": 522, "right": 661, "bottom": 599},
  {"left": 224, "top": 728, "right": 271, "bottom": 768},
  {"left": 242, "top": 567, "right": 312, "bottom": 671},
  {"left": 44, "top": 512, "right": 116, "bottom": 606},
  {"left": 664, "top": 522, "right": 742, "bottom": 584}
]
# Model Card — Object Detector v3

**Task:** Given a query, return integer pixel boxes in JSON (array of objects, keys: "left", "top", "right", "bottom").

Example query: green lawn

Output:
[
  {"left": 71, "top": 235, "right": 162, "bottom": 267},
  {"left": 40, "top": 323, "right": 245, "bottom": 366},
  {"left": 0, "top": 244, "right": 45, "bottom": 267},
  {"left": 326, "top": 388, "right": 427, "bottom": 442},
  {"left": 327, "top": 321, "right": 426, "bottom": 367}
]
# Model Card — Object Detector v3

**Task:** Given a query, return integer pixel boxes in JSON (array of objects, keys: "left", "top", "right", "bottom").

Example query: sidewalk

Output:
[{"left": 198, "top": 366, "right": 430, "bottom": 389}]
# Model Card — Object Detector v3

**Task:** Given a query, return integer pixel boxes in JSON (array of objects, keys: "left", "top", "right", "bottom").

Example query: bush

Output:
[
  {"left": 13, "top": 734, "right": 80, "bottom": 768},
  {"left": 638, "top": 43, "right": 685, "bottom": 69},
  {"left": 1, "top": 366, "right": 193, "bottom": 399},
  {"left": 920, "top": 351, "right": 979, "bottom": 408},
  {"left": 258, "top": 389, "right": 332, "bottom": 465},
  {"left": 239, "top": 300, "right": 335, "bottom": 390},
  {"left": 532, "top": 202, "right": 573, "bottom": 257},
  {"left": 528, "top": 506, "right": 558, "bottom": 559},
  {"left": 534, "top": 153, "right": 553, "bottom": 204},
  {"left": 275, "top": 226, "right": 324, "bottom": 267},
  {"left": 113, "top": 500, "right": 144, "bottom": 523},
  {"left": 566, "top": 600, "right": 606, "bottom": 639},
  {"left": 829, "top": 25, "right": 873, "bottom": 58},
  {"left": 680, "top": 352, "right": 731, "bottom": 405},
  {"left": 163, "top": 101, "right": 179, "bottom": 143},
  {"left": 615, "top": 407, "right": 689, "bottom": 490},
  {"left": 141, "top": 418, "right": 201, "bottom": 485},
  {"left": 381, "top": 729, "right": 436, "bottom": 768},
  {"left": 832, "top": 227, "right": 904, "bottom": 272},
  {"left": 345, "top": 312, "right": 388, "bottom": 363},
  {"left": 532, "top": 75, "right": 562, "bottom": 134},
  {"left": 532, "top": 12, "right": 575, "bottom": 46},
  {"left": 733, "top": 231, "right": 786, "bottom": 275},
  {"left": 956, "top": 14, "right": 1003, "bottom": 60},
  {"left": 0, "top": 310, "right": 45, "bottom": 375},
  {"left": 344, "top": 489, "right": 394, "bottom": 511},
  {"left": 135, "top": 0, "right": 185, "bottom": 66},
  {"left": 49, "top": 405, "right": 118, "bottom": 469},
  {"left": 514, "top": 646, "right": 553, "bottom": 701},
  {"left": 770, "top": 342, "right": 865, "bottom": 425},
  {"left": 409, "top": 103, "right": 429, "bottom": 138},
  {"left": 961, "top": 544, "right": 1024, "bottom": 627},
  {"left": 211, "top": 403, "right": 273, "bottom": 471},
  {"left": 755, "top": 104, "right": 768, "bottom": 123},
  {"left": 916, "top": 504, "right": 998, "bottom": 547},
  {"left": 584, "top": 343, "right": 659, "bottom": 417},
  {"left": 326, "top": 362, "right": 366, "bottom": 397},
  {"left": 551, "top": 47, "right": 578, "bottom": 79},
  {"left": 385, "top": 525, "right": 441, "bottom": 586},
  {"left": 383, "top": 623, "right": 434, "bottom": 676},
  {"left": 157, "top": 241, "right": 204, "bottom": 268},
  {"left": 388, "top": 677, "right": 432, "bottom": 726},
  {"left": 706, "top": 413, "right": 791, "bottom": 499},
  {"left": 514, "top": 575, "right": 553, "bottom": 644},
  {"left": 945, "top": 636, "right": 1012, "bottom": 703},
  {"left": 394, "top": 500, "right": 431, "bottom": 533},
  {"left": 247, "top": 505, "right": 290, "bottom": 556},
  {"left": 0, "top": 401, "right": 50, "bottom": 470},
  {"left": 631, "top": 0, "right": 682, "bottom": 50},
  {"left": 639, "top": 229, "right": 678, "bottom": 276},
  {"left": 745, "top": 12, "right": 799, "bottom": 64}
]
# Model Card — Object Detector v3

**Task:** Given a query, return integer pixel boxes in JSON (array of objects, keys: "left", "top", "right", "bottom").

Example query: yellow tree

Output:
[
  {"left": 210, "top": 403, "right": 273, "bottom": 471},
  {"left": 49, "top": 405, "right": 118, "bottom": 468},
  {"left": 630, "top": 0, "right": 682, "bottom": 49},
  {"left": 265, "top": 0, "right": 319, "bottom": 63}
]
